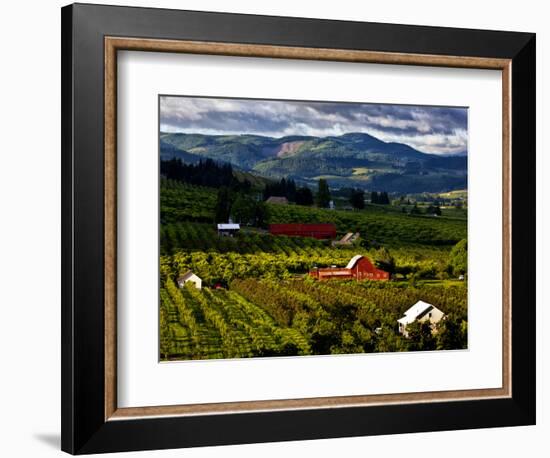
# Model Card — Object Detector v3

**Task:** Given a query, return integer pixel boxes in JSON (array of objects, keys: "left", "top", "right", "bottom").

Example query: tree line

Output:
[
  {"left": 161, "top": 158, "right": 252, "bottom": 192},
  {"left": 370, "top": 191, "right": 390, "bottom": 205},
  {"left": 263, "top": 178, "right": 316, "bottom": 206},
  {"left": 404, "top": 203, "right": 442, "bottom": 216},
  {"left": 370, "top": 242, "right": 467, "bottom": 280},
  {"left": 162, "top": 159, "right": 398, "bottom": 214}
]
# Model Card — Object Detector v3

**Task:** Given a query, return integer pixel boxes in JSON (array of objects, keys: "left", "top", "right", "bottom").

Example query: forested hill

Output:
[{"left": 160, "top": 132, "right": 467, "bottom": 193}]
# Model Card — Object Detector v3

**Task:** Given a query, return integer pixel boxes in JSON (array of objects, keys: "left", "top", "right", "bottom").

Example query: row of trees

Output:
[
  {"left": 162, "top": 159, "right": 397, "bottom": 214},
  {"left": 162, "top": 159, "right": 453, "bottom": 218},
  {"left": 349, "top": 189, "right": 365, "bottom": 209},
  {"left": 161, "top": 158, "right": 252, "bottom": 192},
  {"left": 371, "top": 240, "right": 467, "bottom": 280},
  {"left": 161, "top": 237, "right": 467, "bottom": 287},
  {"left": 264, "top": 178, "right": 324, "bottom": 208},
  {"left": 264, "top": 179, "right": 399, "bottom": 211},
  {"left": 263, "top": 178, "right": 298, "bottom": 202},
  {"left": 405, "top": 203, "right": 442, "bottom": 216},
  {"left": 263, "top": 178, "right": 315, "bottom": 206},
  {"left": 215, "top": 187, "right": 268, "bottom": 226},
  {"left": 316, "top": 179, "right": 331, "bottom": 208},
  {"left": 370, "top": 191, "right": 391, "bottom": 205}
]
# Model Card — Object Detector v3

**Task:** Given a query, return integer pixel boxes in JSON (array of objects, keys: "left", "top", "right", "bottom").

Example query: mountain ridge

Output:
[{"left": 160, "top": 132, "right": 467, "bottom": 193}]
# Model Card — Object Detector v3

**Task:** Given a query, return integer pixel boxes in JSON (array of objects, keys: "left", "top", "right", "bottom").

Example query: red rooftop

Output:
[{"left": 269, "top": 223, "right": 337, "bottom": 240}]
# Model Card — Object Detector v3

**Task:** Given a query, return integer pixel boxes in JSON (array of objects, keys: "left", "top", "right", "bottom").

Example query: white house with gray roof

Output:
[
  {"left": 177, "top": 270, "right": 202, "bottom": 290},
  {"left": 397, "top": 300, "right": 445, "bottom": 337}
]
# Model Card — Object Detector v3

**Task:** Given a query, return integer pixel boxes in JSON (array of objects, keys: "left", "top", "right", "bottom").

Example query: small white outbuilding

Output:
[
  {"left": 397, "top": 300, "right": 445, "bottom": 337},
  {"left": 177, "top": 270, "right": 202, "bottom": 290},
  {"left": 217, "top": 223, "right": 240, "bottom": 236}
]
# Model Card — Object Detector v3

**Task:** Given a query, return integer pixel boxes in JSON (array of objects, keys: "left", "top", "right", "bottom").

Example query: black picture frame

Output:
[{"left": 61, "top": 3, "right": 536, "bottom": 454}]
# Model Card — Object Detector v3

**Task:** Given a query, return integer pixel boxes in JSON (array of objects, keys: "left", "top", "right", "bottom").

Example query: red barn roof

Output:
[
  {"left": 269, "top": 223, "right": 337, "bottom": 239},
  {"left": 309, "top": 254, "right": 390, "bottom": 281}
]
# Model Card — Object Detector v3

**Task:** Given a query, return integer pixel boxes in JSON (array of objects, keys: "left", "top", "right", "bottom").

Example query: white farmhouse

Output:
[
  {"left": 397, "top": 300, "right": 445, "bottom": 337},
  {"left": 177, "top": 270, "right": 202, "bottom": 290}
]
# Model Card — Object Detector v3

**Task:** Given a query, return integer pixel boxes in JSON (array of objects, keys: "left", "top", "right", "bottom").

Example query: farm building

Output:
[
  {"left": 332, "top": 232, "right": 360, "bottom": 246},
  {"left": 397, "top": 300, "right": 445, "bottom": 337},
  {"left": 266, "top": 196, "right": 289, "bottom": 205},
  {"left": 217, "top": 223, "right": 240, "bottom": 236},
  {"left": 269, "top": 223, "right": 337, "bottom": 239},
  {"left": 309, "top": 254, "right": 390, "bottom": 281},
  {"left": 177, "top": 270, "right": 202, "bottom": 290}
]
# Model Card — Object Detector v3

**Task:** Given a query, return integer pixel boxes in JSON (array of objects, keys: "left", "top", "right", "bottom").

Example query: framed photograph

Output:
[{"left": 61, "top": 3, "right": 536, "bottom": 454}]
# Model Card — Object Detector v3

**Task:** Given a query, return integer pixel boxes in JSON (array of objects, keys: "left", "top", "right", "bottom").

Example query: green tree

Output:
[
  {"left": 214, "top": 187, "right": 232, "bottom": 223},
  {"left": 406, "top": 321, "right": 436, "bottom": 351},
  {"left": 254, "top": 201, "right": 269, "bottom": 228},
  {"left": 379, "top": 191, "right": 390, "bottom": 205},
  {"left": 349, "top": 189, "right": 365, "bottom": 209},
  {"left": 436, "top": 314, "right": 467, "bottom": 350},
  {"left": 374, "top": 326, "right": 407, "bottom": 353},
  {"left": 410, "top": 203, "right": 421, "bottom": 215},
  {"left": 295, "top": 187, "right": 314, "bottom": 206},
  {"left": 374, "top": 247, "right": 396, "bottom": 277},
  {"left": 449, "top": 239, "right": 467, "bottom": 277},
  {"left": 395, "top": 263, "right": 414, "bottom": 279},
  {"left": 316, "top": 179, "right": 331, "bottom": 208},
  {"left": 159, "top": 305, "right": 172, "bottom": 359},
  {"left": 231, "top": 194, "right": 257, "bottom": 225},
  {"left": 426, "top": 204, "right": 442, "bottom": 216}
]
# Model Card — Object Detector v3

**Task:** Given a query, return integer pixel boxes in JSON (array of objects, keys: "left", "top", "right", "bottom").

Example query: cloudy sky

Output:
[{"left": 160, "top": 96, "right": 468, "bottom": 155}]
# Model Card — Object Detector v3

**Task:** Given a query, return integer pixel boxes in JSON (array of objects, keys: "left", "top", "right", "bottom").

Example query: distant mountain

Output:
[
  {"left": 160, "top": 132, "right": 467, "bottom": 193},
  {"left": 439, "top": 150, "right": 468, "bottom": 158}
]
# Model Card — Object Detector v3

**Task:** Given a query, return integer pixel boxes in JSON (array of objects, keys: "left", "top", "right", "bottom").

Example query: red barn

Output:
[
  {"left": 269, "top": 223, "right": 337, "bottom": 240},
  {"left": 309, "top": 255, "right": 390, "bottom": 281}
]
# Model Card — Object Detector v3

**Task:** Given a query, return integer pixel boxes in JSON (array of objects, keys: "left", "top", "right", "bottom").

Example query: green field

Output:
[
  {"left": 161, "top": 279, "right": 467, "bottom": 360},
  {"left": 161, "top": 179, "right": 466, "bottom": 246},
  {"left": 159, "top": 178, "right": 467, "bottom": 360}
]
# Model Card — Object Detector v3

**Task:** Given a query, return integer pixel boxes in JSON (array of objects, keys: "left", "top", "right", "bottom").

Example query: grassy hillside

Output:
[
  {"left": 160, "top": 180, "right": 217, "bottom": 224},
  {"left": 160, "top": 178, "right": 466, "bottom": 248},
  {"left": 266, "top": 202, "right": 465, "bottom": 247}
]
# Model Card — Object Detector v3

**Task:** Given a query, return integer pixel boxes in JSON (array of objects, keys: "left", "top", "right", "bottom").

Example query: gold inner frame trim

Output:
[{"left": 104, "top": 36, "right": 512, "bottom": 421}]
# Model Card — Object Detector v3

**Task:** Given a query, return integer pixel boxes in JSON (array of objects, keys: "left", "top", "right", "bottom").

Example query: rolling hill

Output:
[{"left": 160, "top": 132, "right": 467, "bottom": 193}]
